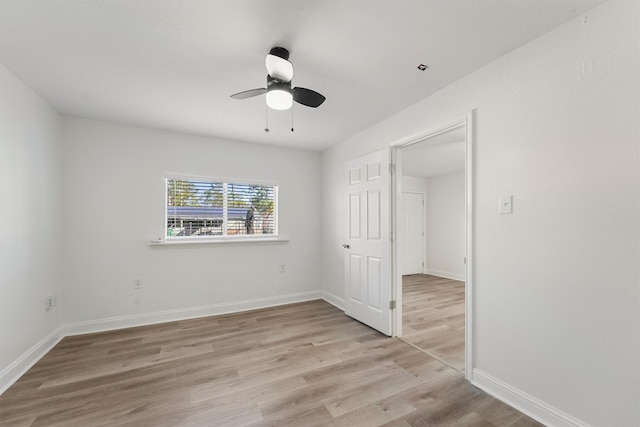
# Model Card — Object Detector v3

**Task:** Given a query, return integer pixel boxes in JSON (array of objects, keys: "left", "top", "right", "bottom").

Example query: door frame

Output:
[{"left": 390, "top": 111, "right": 474, "bottom": 380}]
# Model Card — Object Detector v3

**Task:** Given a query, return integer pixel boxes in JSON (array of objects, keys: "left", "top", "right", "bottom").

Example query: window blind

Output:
[{"left": 166, "top": 178, "right": 277, "bottom": 239}]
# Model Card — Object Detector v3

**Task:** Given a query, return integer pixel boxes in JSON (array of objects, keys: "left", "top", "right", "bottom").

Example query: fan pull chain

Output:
[
  {"left": 291, "top": 105, "right": 294, "bottom": 132},
  {"left": 265, "top": 104, "right": 270, "bottom": 132}
]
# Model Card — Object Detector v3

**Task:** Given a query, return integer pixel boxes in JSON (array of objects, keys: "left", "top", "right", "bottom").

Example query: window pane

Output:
[{"left": 166, "top": 179, "right": 276, "bottom": 239}]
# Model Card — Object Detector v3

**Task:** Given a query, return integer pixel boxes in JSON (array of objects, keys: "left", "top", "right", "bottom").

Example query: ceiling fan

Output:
[{"left": 230, "top": 47, "right": 326, "bottom": 111}]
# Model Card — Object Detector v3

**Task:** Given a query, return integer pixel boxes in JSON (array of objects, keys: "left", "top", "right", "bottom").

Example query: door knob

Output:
[{"left": 342, "top": 243, "right": 350, "bottom": 249}]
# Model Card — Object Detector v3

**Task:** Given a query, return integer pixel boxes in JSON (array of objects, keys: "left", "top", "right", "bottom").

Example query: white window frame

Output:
[{"left": 163, "top": 175, "right": 279, "bottom": 243}]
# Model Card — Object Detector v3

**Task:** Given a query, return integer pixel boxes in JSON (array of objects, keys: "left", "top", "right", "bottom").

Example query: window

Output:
[{"left": 165, "top": 178, "right": 277, "bottom": 240}]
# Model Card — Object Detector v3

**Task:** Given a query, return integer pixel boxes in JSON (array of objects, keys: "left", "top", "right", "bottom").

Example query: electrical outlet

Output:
[
  {"left": 133, "top": 279, "right": 143, "bottom": 289},
  {"left": 279, "top": 264, "right": 286, "bottom": 273},
  {"left": 46, "top": 296, "right": 56, "bottom": 310}
]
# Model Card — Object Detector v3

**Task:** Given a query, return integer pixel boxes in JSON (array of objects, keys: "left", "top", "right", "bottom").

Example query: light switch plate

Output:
[{"left": 499, "top": 195, "right": 513, "bottom": 214}]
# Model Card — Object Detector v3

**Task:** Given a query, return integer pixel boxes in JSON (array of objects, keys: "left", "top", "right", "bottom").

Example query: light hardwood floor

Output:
[
  {"left": 402, "top": 274, "right": 465, "bottom": 372},
  {"left": 0, "top": 300, "right": 541, "bottom": 426}
]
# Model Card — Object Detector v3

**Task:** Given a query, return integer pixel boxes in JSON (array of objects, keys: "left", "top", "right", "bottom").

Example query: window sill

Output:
[{"left": 148, "top": 237, "right": 289, "bottom": 247}]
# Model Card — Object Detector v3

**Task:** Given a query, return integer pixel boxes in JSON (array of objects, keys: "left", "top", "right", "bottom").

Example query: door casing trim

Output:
[{"left": 389, "top": 110, "right": 474, "bottom": 380}]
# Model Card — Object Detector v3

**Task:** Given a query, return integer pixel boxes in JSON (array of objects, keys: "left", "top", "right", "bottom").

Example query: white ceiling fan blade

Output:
[{"left": 265, "top": 54, "right": 293, "bottom": 82}]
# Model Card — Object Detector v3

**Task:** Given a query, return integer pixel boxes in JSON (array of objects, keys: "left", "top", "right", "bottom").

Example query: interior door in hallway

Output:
[
  {"left": 399, "top": 192, "right": 424, "bottom": 275},
  {"left": 343, "top": 148, "right": 392, "bottom": 336}
]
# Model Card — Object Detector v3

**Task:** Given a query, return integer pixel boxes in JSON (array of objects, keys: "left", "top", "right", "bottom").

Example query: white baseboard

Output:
[
  {"left": 426, "top": 269, "right": 465, "bottom": 282},
  {"left": 0, "top": 326, "right": 65, "bottom": 395},
  {"left": 321, "top": 290, "right": 345, "bottom": 310},
  {"left": 472, "top": 369, "right": 590, "bottom": 427},
  {"left": 63, "top": 290, "right": 322, "bottom": 336},
  {"left": 1, "top": 291, "right": 321, "bottom": 395}
]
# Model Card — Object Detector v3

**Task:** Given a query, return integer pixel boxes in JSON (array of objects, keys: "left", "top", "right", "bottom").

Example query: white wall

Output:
[
  {"left": 0, "top": 64, "right": 63, "bottom": 386},
  {"left": 402, "top": 175, "right": 428, "bottom": 194},
  {"left": 62, "top": 118, "right": 322, "bottom": 328},
  {"left": 426, "top": 171, "right": 465, "bottom": 280},
  {"left": 321, "top": 1, "right": 639, "bottom": 426}
]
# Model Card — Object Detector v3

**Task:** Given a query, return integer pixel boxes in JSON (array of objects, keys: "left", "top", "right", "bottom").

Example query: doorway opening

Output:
[{"left": 392, "top": 114, "right": 473, "bottom": 378}]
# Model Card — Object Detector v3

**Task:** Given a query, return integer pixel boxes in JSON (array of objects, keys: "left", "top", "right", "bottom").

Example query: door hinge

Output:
[
  {"left": 389, "top": 163, "right": 396, "bottom": 174},
  {"left": 389, "top": 300, "right": 396, "bottom": 310},
  {"left": 390, "top": 232, "right": 395, "bottom": 242}
]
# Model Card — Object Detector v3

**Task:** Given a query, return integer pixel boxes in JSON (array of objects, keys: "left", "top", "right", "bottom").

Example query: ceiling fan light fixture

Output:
[
  {"left": 266, "top": 84, "right": 293, "bottom": 110},
  {"left": 231, "top": 46, "right": 325, "bottom": 115}
]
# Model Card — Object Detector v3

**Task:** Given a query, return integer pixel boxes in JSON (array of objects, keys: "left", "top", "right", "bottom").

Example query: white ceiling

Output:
[
  {"left": 402, "top": 126, "right": 466, "bottom": 178},
  {"left": 0, "top": 0, "right": 606, "bottom": 151}
]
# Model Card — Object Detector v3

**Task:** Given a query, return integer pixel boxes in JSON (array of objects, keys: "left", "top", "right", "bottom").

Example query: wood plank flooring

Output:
[
  {"left": 0, "top": 300, "right": 542, "bottom": 426},
  {"left": 402, "top": 274, "right": 466, "bottom": 372}
]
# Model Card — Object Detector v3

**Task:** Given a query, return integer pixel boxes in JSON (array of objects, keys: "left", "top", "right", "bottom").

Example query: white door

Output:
[
  {"left": 344, "top": 149, "right": 392, "bottom": 336},
  {"left": 399, "top": 192, "right": 424, "bottom": 275}
]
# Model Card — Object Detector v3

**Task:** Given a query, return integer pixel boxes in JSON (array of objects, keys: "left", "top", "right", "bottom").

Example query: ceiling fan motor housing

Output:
[
  {"left": 269, "top": 47, "right": 290, "bottom": 60},
  {"left": 267, "top": 74, "right": 291, "bottom": 89}
]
